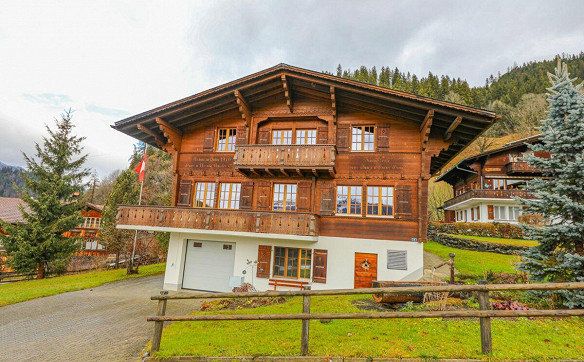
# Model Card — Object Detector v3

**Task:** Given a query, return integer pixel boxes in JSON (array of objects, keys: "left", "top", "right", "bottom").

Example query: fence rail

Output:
[{"left": 147, "top": 282, "right": 584, "bottom": 356}]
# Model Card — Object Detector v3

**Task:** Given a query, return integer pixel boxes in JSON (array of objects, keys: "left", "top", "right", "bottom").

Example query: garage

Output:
[{"left": 182, "top": 240, "right": 236, "bottom": 292}]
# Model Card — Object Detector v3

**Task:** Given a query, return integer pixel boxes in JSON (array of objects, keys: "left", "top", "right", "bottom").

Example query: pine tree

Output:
[
  {"left": 0, "top": 110, "right": 89, "bottom": 278},
  {"left": 518, "top": 60, "right": 584, "bottom": 308}
]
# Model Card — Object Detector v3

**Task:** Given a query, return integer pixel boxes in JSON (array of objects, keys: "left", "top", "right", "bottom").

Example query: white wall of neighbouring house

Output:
[{"left": 162, "top": 231, "right": 424, "bottom": 292}]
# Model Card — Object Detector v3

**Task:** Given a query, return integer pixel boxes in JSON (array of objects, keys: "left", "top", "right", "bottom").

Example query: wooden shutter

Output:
[
  {"left": 377, "top": 124, "right": 390, "bottom": 152},
  {"left": 258, "top": 129, "right": 270, "bottom": 144},
  {"left": 312, "top": 249, "right": 327, "bottom": 283},
  {"left": 317, "top": 126, "right": 328, "bottom": 144},
  {"left": 256, "top": 181, "right": 272, "bottom": 211},
  {"left": 176, "top": 180, "right": 192, "bottom": 206},
  {"left": 471, "top": 207, "right": 475, "bottom": 220},
  {"left": 239, "top": 181, "right": 254, "bottom": 210},
  {"left": 477, "top": 206, "right": 481, "bottom": 220},
  {"left": 319, "top": 182, "right": 335, "bottom": 215},
  {"left": 395, "top": 185, "right": 413, "bottom": 218},
  {"left": 236, "top": 125, "right": 247, "bottom": 145},
  {"left": 203, "top": 127, "right": 215, "bottom": 152},
  {"left": 296, "top": 181, "right": 312, "bottom": 212},
  {"left": 336, "top": 125, "right": 350, "bottom": 151},
  {"left": 257, "top": 245, "right": 271, "bottom": 278},
  {"left": 487, "top": 205, "right": 494, "bottom": 220}
]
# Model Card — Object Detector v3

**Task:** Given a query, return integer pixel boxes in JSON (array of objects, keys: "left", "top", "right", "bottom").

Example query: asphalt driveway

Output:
[{"left": 0, "top": 275, "right": 198, "bottom": 361}]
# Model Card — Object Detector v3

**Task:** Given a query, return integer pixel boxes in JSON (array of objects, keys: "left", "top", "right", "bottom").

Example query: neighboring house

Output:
[
  {"left": 0, "top": 197, "right": 27, "bottom": 272},
  {"left": 64, "top": 203, "right": 106, "bottom": 255},
  {"left": 436, "top": 135, "right": 543, "bottom": 224},
  {"left": 112, "top": 64, "right": 497, "bottom": 292}
]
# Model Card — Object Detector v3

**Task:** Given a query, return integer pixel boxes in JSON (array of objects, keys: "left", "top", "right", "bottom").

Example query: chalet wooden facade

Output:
[
  {"left": 112, "top": 64, "right": 497, "bottom": 291},
  {"left": 437, "top": 135, "right": 543, "bottom": 224},
  {"left": 64, "top": 203, "right": 106, "bottom": 255}
]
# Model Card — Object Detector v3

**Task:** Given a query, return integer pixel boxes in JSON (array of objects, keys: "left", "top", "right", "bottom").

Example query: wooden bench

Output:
[{"left": 269, "top": 278, "right": 309, "bottom": 290}]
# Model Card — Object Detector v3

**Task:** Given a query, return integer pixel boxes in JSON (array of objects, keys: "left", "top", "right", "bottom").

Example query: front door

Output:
[{"left": 354, "top": 252, "right": 378, "bottom": 288}]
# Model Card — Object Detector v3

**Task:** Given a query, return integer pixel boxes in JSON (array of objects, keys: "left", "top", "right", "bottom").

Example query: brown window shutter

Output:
[
  {"left": 477, "top": 207, "right": 481, "bottom": 219},
  {"left": 312, "top": 249, "right": 327, "bottom": 283},
  {"left": 256, "top": 181, "right": 272, "bottom": 211},
  {"left": 376, "top": 124, "right": 390, "bottom": 152},
  {"left": 258, "top": 129, "right": 270, "bottom": 144},
  {"left": 235, "top": 126, "right": 247, "bottom": 145},
  {"left": 471, "top": 207, "right": 474, "bottom": 220},
  {"left": 336, "top": 125, "right": 350, "bottom": 151},
  {"left": 296, "top": 181, "right": 312, "bottom": 212},
  {"left": 487, "top": 205, "right": 494, "bottom": 220},
  {"left": 203, "top": 127, "right": 215, "bottom": 152},
  {"left": 239, "top": 181, "right": 254, "bottom": 209},
  {"left": 317, "top": 126, "right": 328, "bottom": 144},
  {"left": 319, "top": 183, "right": 335, "bottom": 215},
  {"left": 257, "top": 245, "right": 271, "bottom": 278},
  {"left": 176, "top": 180, "right": 192, "bottom": 206},
  {"left": 395, "top": 185, "right": 413, "bottom": 218}
]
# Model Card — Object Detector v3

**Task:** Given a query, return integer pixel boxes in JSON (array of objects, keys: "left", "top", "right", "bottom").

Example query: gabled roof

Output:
[
  {"left": 0, "top": 197, "right": 27, "bottom": 224},
  {"left": 112, "top": 63, "right": 498, "bottom": 174}
]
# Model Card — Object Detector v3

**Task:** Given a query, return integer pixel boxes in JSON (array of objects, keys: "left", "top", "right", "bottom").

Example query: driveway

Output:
[{"left": 0, "top": 275, "right": 198, "bottom": 361}]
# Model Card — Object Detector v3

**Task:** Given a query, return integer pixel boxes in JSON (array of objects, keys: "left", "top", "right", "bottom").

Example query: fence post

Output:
[
  {"left": 448, "top": 253, "right": 456, "bottom": 284},
  {"left": 151, "top": 293, "right": 168, "bottom": 353},
  {"left": 301, "top": 286, "right": 311, "bottom": 356},
  {"left": 477, "top": 281, "right": 492, "bottom": 355}
]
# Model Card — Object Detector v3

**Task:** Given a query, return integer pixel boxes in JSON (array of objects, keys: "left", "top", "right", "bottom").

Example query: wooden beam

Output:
[
  {"left": 444, "top": 116, "right": 463, "bottom": 140},
  {"left": 281, "top": 74, "right": 292, "bottom": 112},
  {"left": 137, "top": 124, "right": 164, "bottom": 148},
  {"left": 330, "top": 86, "right": 337, "bottom": 122},
  {"left": 420, "top": 109, "right": 434, "bottom": 152},
  {"left": 155, "top": 117, "right": 182, "bottom": 153},
  {"left": 234, "top": 90, "right": 251, "bottom": 127}
]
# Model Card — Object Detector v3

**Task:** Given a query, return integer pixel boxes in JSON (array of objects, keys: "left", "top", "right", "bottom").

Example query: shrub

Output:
[{"left": 430, "top": 221, "right": 523, "bottom": 239}]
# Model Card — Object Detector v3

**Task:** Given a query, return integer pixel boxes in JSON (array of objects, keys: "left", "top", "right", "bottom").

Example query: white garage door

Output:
[{"left": 182, "top": 240, "right": 236, "bottom": 292}]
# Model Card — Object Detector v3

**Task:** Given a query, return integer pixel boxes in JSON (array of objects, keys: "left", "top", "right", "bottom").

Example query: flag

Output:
[{"left": 134, "top": 153, "right": 147, "bottom": 183}]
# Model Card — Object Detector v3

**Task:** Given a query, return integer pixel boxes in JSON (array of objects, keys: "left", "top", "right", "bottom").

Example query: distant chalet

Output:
[{"left": 112, "top": 64, "right": 497, "bottom": 292}]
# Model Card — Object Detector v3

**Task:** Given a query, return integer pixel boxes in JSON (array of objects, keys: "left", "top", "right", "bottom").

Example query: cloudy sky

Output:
[{"left": 1, "top": 0, "right": 583, "bottom": 177}]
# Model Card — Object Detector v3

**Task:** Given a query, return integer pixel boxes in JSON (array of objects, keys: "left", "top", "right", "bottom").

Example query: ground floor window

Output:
[
  {"left": 273, "top": 247, "right": 311, "bottom": 279},
  {"left": 494, "top": 205, "right": 521, "bottom": 221}
]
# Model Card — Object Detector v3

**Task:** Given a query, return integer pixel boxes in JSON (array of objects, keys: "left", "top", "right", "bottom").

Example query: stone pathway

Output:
[
  {"left": 422, "top": 251, "right": 455, "bottom": 281},
  {"left": 0, "top": 275, "right": 198, "bottom": 362}
]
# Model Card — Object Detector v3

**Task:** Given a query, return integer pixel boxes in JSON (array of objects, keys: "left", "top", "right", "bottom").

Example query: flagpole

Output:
[{"left": 129, "top": 150, "right": 146, "bottom": 273}]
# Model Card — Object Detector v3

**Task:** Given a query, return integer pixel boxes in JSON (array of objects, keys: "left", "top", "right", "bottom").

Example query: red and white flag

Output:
[{"left": 134, "top": 153, "right": 147, "bottom": 183}]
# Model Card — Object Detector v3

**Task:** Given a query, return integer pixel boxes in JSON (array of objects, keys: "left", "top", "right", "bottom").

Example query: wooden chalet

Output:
[{"left": 112, "top": 64, "right": 497, "bottom": 291}]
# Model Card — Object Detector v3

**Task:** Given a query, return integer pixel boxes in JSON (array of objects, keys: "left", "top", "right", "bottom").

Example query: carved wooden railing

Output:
[
  {"left": 505, "top": 161, "right": 540, "bottom": 175},
  {"left": 443, "top": 189, "right": 534, "bottom": 208},
  {"left": 116, "top": 205, "right": 319, "bottom": 237},
  {"left": 233, "top": 144, "right": 336, "bottom": 172}
]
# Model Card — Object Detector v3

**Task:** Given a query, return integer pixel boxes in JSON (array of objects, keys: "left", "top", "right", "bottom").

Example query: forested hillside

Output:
[{"left": 0, "top": 161, "right": 24, "bottom": 197}]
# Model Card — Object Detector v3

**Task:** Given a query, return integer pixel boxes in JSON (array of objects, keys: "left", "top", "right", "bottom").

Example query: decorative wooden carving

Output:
[
  {"left": 330, "top": 86, "right": 337, "bottom": 122},
  {"left": 281, "top": 74, "right": 292, "bottom": 112},
  {"left": 377, "top": 124, "right": 390, "bottom": 152},
  {"left": 234, "top": 90, "right": 251, "bottom": 127},
  {"left": 137, "top": 124, "right": 164, "bottom": 148},
  {"left": 155, "top": 117, "right": 183, "bottom": 153},
  {"left": 419, "top": 109, "right": 434, "bottom": 152}
]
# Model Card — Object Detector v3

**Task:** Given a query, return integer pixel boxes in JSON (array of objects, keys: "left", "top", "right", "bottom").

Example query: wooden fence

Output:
[{"left": 147, "top": 282, "right": 584, "bottom": 356}]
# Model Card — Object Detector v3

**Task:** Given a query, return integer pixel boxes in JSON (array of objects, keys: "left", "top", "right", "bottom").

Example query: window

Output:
[
  {"left": 494, "top": 205, "right": 507, "bottom": 220},
  {"left": 472, "top": 206, "right": 480, "bottom": 221},
  {"left": 336, "top": 186, "right": 363, "bottom": 215},
  {"left": 492, "top": 179, "right": 506, "bottom": 190},
  {"left": 366, "top": 186, "right": 394, "bottom": 216},
  {"left": 272, "top": 129, "right": 293, "bottom": 145},
  {"left": 510, "top": 206, "right": 522, "bottom": 221},
  {"left": 296, "top": 129, "right": 317, "bottom": 145},
  {"left": 216, "top": 128, "right": 237, "bottom": 152},
  {"left": 273, "top": 247, "right": 312, "bottom": 279},
  {"left": 273, "top": 184, "right": 297, "bottom": 211},
  {"left": 507, "top": 179, "right": 527, "bottom": 189},
  {"left": 219, "top": 183, "right": 241, "bottom": 209},
  {"left": 194, "top": 182, "right": 216, "bottom": 208},
  {"left": 351, "top": 126, "right": 375, "bottom": 151}
]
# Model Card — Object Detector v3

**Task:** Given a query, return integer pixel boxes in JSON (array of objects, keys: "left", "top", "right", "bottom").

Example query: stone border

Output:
[{"left": 430, "top": 232, "right": 528, "bottom": 255}]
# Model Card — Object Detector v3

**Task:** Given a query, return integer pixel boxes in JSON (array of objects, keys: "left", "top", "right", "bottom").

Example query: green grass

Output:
[
  {"left": 0, "top": 263, "right": 165, "bottom": 307},
  {"left": 155, "top": 295, "right": 584, "bottom": 360},
  {"left": 447, "top": 234, "right": 538, "bottom": 248},
  {"left": 425, "top": 241, "right": 520, "bottom": 276}
]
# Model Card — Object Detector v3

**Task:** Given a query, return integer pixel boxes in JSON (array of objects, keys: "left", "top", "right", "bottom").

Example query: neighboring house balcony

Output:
[
  {"left": 233, "top": 144, "right": 336, "bottom": 177},
  {"left": 443, "top": 189, "right": 534, "bottom": 209},
  {"left": 505, "top": 161, "right": 540, "bottom": 175},
  {"left": 116, "top": 205, "right": 320, "bottom": 240}
]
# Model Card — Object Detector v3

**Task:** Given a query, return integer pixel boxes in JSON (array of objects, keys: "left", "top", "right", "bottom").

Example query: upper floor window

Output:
[
  {"left": 216, "top": 128, "right": 237, "bottom": 152},
  {"left": 336, "top": 185, "right": 362, "bottom": 215},
  {"left": 273, "top": 183, "right": 297, "bottom": 211},
  {"left": 492, "top": 179, "right": 505, "bottom": 190},
  {"left": 273, "top": 247, "right": 311, "bottom": 279},
  {"left": 219, "top": 183, "right": 241, "bottom": 209},
  {"left": 272, "top": 129, "right": 293, "bottom": 145},
  {"left": 366, "top": 186, "right": 394, "bottom": 217},
  {"left": 296, "top": 129, "right": 317, "bottom": 145},
  {"left": 194, "top": 182, "right": 216, "bottom": 208},
  {"left": 351, "top": 126, "right": 375, "bottom": 151}
]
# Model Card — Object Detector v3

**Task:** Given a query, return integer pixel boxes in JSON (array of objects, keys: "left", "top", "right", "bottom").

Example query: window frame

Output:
[
  {"left": 193, "top": 182, "right": 217, "bottom": 208},
  {"left": 218, "top": 183, "right": 241, "bottom": 209},
  {"left": 272, "top": 246, "right": 312, "bottom": 279},
  {"left": 351, "top": 125, "right": 375, "bottom": 152},
  {"left": 366, "top": 186, "right": 395, "bottom": 218},
  {"left": 272, "top": 129, "right": 293, "bottom": 145},
  {"left": 335, "top": 185, "right": 363, "bottom": 216},
  {"left": 272, "top": 183, "right": 298, "bottom": 212},
  {"left": 216, "top": 128, "right": 237, "bottom": 152},
  {"left": 295, "top": 129, "right": 317, "bottom": 145}
]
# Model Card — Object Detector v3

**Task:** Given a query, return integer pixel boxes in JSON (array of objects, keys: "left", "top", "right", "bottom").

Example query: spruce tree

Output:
[
  {"left": 0, "top": 110, "right": 89, "bottom": 278},
  {"left": 518, "top": 60, "right": 584, "bottom": 308}
]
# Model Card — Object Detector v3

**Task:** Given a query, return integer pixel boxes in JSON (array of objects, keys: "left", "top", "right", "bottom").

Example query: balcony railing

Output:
[
  {"left": 505, "top": 161, "right": 540, "bottom": 175},
  {"left": 116, "top": 205, "right": 319, "bottom": 237},
  {"left": 443, "top": 189, "right": 534, "bottom": 209},
  {"left": 233, "top": 144, "right": 336, "bottom": 177}
]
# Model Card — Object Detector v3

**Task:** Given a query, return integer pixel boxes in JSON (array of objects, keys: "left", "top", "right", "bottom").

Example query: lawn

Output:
[
  {"left": 0, "top": 263, "right": 165, "bottom": 307},
  {"left": 155, "top": 295, "right": 584, "bottom": 360},
  {"left": 447, "top": 234, "right": 538, "bottom": 248},
  {"left": 424, "top": 241, "right": 520, "bottom": 276}
]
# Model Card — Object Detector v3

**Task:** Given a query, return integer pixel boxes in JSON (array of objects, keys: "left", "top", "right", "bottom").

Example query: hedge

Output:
[
  {"left": 429, "top": 232, "right": 528, "bottom": 255},
  {"left": 430, "top": 221, "right": 524, "bottom": 239}
]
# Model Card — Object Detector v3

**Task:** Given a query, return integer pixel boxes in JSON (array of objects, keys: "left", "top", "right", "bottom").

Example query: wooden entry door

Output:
[{"left": 354, "top": 252, "right": 378, "bottom": 288}]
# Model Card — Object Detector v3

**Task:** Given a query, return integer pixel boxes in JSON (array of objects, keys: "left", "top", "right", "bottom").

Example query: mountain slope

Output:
[{"left": 0, "top": 161, "right": 24, "bottom": 197}]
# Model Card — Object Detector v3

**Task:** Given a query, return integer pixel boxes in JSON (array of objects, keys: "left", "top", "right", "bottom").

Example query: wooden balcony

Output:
[
  {"left": 443, "top": 189, "right": 534, "bottom": 209},
  {"left": 233, "top": 144, "right": 336, "bottom": 177},
  {"left": 116, "top": 205, "right": 320, "bottom": 237},
  {"left": 505, "top": 161, "right": 540, "bottom": 175}
]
